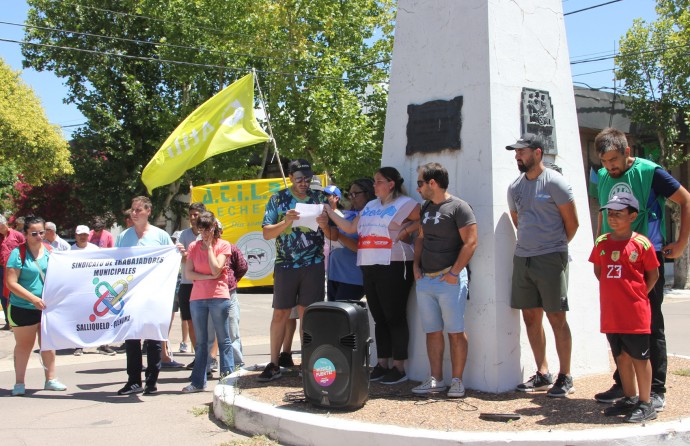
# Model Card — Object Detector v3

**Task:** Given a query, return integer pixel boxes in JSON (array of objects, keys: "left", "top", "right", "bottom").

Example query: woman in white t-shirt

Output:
[{"left": 325, "top": 167, "right": 420, "bottom": 385}]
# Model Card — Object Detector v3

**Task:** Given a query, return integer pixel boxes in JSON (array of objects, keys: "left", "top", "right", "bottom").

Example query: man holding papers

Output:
[{"left": 258, "top": 159, "right": 331, "bottom": 382}]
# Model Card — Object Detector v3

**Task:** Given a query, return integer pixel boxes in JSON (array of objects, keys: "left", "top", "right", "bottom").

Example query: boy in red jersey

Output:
[{"left": 589, "top": 192, "right": 659, "bottom": 423}]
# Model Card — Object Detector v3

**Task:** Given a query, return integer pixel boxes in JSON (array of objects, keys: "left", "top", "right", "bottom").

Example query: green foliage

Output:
[
  {"left": 0, "top": 58, "right": 73, "bottom": 186},
  {"left": 615, "top": 2, "right": 690, "bottom": 167},
  {"left": 22, "top": 0, "right": 394, "bottom": 221}
]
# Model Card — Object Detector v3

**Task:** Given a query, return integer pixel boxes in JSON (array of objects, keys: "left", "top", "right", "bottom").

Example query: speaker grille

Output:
[
  {"left": 303, "top": 331, "right": 313, "bottom": 346},
  {"left": 340, "top": 333, "right": 357, "bottom": 350}
]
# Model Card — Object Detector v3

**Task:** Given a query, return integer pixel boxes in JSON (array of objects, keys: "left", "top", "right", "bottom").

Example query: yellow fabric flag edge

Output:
[{"left": 141, "top": 73, "right": 270, "bottom": 194}]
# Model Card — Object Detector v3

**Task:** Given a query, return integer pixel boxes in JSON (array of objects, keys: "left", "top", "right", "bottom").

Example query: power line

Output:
[
  {"left": 572, "top": 68, "right": 615, "bottom": 77},
  {"left": 564, "top": 0, "right": 623, "bottom": 16},
  {"left": 0, "top": 37, "right": 384, "bottom": 84},
  {"left": 0, "top": 20, "right": 300, "bottom": 64}
]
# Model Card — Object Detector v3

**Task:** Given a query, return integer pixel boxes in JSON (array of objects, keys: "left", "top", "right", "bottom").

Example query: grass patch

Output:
[
  {"left": 672, "top": 369, "right": 690, "bottom": 377},
  {"left": 219, "top": 435, "right": 279, "bottom": 446},
  {"left": 189, "top": 405, "right": 210, "bottom": 417}
]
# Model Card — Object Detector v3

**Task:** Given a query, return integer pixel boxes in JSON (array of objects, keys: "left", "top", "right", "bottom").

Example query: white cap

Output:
[{"left": 75, "top": 225, "right": 90, "bottom": 235}]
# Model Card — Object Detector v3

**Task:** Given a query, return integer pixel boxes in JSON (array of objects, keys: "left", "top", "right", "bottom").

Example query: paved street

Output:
[{"left": 1, "top": 289, "right": 689, "bottom": 446}]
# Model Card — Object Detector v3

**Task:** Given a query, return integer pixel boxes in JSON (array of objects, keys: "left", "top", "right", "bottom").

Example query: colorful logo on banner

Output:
[
  {"left": 313, "top": 357, "right": 337, "bottom": 387},
  {"left": 89, "top": 276, "right": 131, "bottom": 322}
]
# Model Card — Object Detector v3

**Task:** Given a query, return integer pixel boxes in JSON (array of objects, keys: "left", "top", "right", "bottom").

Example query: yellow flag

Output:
[{"left": 142, "top": 73, "right": 270, "bottom": 193}]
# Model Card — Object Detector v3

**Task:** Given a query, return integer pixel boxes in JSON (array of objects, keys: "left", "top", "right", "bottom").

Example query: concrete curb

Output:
[{"left": 213, "top": 369, "right": 690, "bottom": 446}]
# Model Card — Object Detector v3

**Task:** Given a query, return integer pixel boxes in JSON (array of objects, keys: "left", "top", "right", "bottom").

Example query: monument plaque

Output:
[
  {"left": 521, "top": 87, "right": 557, "bottom": 154},
  {"left": 406, "top": 96, "right": 462, "bottom": 155}
]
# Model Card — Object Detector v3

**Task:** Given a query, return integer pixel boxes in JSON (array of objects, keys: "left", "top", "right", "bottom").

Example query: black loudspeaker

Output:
[{"left": 302, "top": 301, "right": 371, "bottom": 410}]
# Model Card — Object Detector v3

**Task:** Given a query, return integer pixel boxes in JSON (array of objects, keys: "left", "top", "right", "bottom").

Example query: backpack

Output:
[{"left": 2, "top": 242, "right": 53, "bottom": 298}]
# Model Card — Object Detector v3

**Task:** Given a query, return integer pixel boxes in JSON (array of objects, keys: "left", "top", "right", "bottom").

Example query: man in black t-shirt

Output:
[{"left": 412, "top": 162, "right": 477, "bottom": 398}]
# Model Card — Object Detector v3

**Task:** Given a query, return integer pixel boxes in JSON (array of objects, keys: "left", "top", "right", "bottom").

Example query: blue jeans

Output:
[
  {"left": 229, "top": 295, "right": 243, "bottom": 365},
  {"left": 416, "top": 268, "right": 468, "bottom": 333},
  {"left": 190, "top": 298, "right": 234, "bottom": 388}
]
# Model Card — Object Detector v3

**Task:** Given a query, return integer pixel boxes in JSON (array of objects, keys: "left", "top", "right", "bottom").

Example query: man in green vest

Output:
[{"left": 593, "top": 127, "right": 690, "bottom": 412}]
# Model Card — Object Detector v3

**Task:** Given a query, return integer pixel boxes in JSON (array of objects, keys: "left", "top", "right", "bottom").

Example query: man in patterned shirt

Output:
[{"left": 258, "top": 159, "right": 328, "bottom": 381}]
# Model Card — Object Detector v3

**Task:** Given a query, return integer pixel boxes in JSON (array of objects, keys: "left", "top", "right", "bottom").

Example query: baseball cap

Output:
[
  {"left": 75, "top": 225, "right": 90, "bottom": 235},
  {"left": 324, "top": 185, "right": 342, "bottom": 199},
  {"left": 288, "top": 159, "right": 313, "bottom": 176},
  {"left": 309, "top": 177, "right": 323, "bottom": 191},
  {"left": 505, "top": 133, "right": 545, "bottom": 150},
  {"left": 601, "top": 192, "right": 639, "bottom": 212}
]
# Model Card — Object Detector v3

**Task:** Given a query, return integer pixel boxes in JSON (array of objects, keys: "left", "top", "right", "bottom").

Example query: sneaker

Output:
[
  {"left": 115, "top": 343, "right": 127, "bottom": 353},
  {"left": 547, "top": 373, "right": 575, "bottom": 398},
  {"left": 650, "top": 392, "right": 665, "bottom": 412},
  {"left": 182, "top": 384, "right": 206, "bottom": 393},
  {"left": 604, "top": 396, "right": 638, "bottom": 416},
  {"left": 97, "top": 345, "right": 116, "bottom": 356},
  {"left": 219, "top": 371, "right": 233, "bottom": 384},
  {"left": 12, "top": 383, "right": 25, "bottom": 396},
  {"left": 161, "top": 360, "right": 184, "bottom": 368},
  {"left": 516, "top": 371, "right": 553, "bottom": 392},
  {"left": 44, "top": 379, "right": 67, "bottom": 391},
  {"left": 73, "top": 348, "right": 83, "bottom": 356},
  {"left": 186, "top": 359, "right": 195, "bottom": 370},
  {"left": 625, "top": 401, "right": 657, "bottom": 423},
  {"left": 412, "top": 376, "right": 447, "bottom": 394},
  {"left": 380, "top": 367, "right": 408, "bottom": 385},
  {"left": 179, "top": 342, "right": 188, "bottom": 353},
  {"left": 117, "top": 383, "right": 144, "bottom": 395},
  {"left": 595, "top": 383, "right": 625, "bottom": 403},
  {"left": 209, "top": 358, "right": 219, "bottom": 372},
  {"left": 257, "top": 362, "right": 282, "bottom": 382},
  {"left": 369, "top": 364, "right": 389, "bottom": 382},
  {"left": 447, "top": 378, "right": 466, "bottom": 398},
  {"left": 143, "top": 385, "right": 158, "bottom": 395},
  {"left": 278, "top": 352, "right": 295, "bottom": 368}
]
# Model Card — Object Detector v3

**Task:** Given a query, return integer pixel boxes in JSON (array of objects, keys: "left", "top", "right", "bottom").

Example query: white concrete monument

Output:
[{"left": 381, "top": 0, "right": 609, "bottom": 392}]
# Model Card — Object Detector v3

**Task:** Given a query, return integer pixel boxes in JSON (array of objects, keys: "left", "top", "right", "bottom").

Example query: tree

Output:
[
  {"left": 615, "top": 0, "right": 690, "bottom": 287},
  {"left": 22, "top": 0, "right": 394, "bottom": 223},
  {"left": 0, "top": 58, "right": 72, "bottom": 190}
]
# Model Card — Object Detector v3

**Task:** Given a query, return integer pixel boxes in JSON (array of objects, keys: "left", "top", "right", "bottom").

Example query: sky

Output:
[{"left": 0, "top": 0, "right": 658, "bottom": 139}]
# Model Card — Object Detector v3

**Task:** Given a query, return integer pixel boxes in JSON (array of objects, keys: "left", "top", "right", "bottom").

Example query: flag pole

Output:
[{"left": 253, "top": 69, "right": 288, "bottom": 189}]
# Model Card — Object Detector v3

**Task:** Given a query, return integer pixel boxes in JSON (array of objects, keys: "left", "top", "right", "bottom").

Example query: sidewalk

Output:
[{"left": 0, "top": 293, "right": 281, "bottom": 446}]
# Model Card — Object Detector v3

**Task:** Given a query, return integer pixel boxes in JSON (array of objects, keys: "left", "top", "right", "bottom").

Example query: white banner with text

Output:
[{"left": 40, "top": 245, "right": 181, "bottom": 351}]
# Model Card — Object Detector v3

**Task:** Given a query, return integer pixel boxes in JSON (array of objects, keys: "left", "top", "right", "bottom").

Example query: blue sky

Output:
[{"left": 0, "top": 1, "right": 657, "bottom": 139}]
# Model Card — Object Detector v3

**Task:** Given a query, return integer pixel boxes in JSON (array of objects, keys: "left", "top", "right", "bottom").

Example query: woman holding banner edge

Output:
[
  {"left": 6, "top": 215, "right": 67, "bottom": 396},
  {"left": 182, "top": 211, "right": 235, "bottom": 393}
]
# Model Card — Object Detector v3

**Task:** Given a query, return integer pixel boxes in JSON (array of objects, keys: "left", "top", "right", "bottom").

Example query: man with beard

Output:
[
  {"left": 506, "top": 133, "right": 579, "bottom": 397},
  {"left": 593, "top": 127, "right": 690, "bottom": 411},
  {"left": 258, "top": 159, "right": 329, "bottom": 382}
]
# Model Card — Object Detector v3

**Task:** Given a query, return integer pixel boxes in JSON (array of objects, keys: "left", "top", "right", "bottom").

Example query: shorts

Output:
[
  {"left": 607, "top": 333, "right": 650, "bottom": 360},
  {"left": 8, "top": 304, "right": 42, "bottom": 327},
  {"left": 178, "top": 283, "right": 193, "bottom": 320},
  {"left": 511, "top": 252, "right": 569, "bottom": 312},
  {"left": 416, "top": 268, "right": 468, "bottom": 333},
  {"left": 273, "top": 262, "right": 325, "bottom": 310}
]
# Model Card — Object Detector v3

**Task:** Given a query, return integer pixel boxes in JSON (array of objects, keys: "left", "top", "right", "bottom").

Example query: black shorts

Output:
[
  {"left": 8, "top": 304, "right": 42, "bottom": 327},
  {"left": 607, "top": 333, "right": 650, "bottom": 360},
  {"left": 273, "top": 262, "right": 325, "bottom": 310},
  {"left": 178, "top": 283, "right": 193, "bottom": 320}
]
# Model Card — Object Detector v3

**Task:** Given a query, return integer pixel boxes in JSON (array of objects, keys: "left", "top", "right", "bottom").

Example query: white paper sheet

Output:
[{"left": 294, "top": 203, "right": 324, "bottom": 231}]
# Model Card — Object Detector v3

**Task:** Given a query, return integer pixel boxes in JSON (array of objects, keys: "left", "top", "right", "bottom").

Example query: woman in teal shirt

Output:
[{"left": 6, "top": 215, "right": 66, "bottom": 396}]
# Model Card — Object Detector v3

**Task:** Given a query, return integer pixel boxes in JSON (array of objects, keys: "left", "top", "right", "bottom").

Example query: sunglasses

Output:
[
  {"left": 417, "top": 180, "right": 427, "bottom": 188},
  {"left": 30, "top": 230, "right": 46, "bottom": 237},
  {"left": 347, "top": 191, "right": 366, "bottom": 199},
  {"left": 292, "top": 176, "right": 313, "bottom": 184}
]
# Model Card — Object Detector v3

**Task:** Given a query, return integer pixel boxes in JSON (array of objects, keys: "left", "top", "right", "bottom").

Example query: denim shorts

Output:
[{"left": 415, "top": 268, "right": 468, "bottom": 333}]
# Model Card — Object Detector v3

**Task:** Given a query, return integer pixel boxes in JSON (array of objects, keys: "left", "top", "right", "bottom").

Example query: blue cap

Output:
[{"left": 324, "top": 185, "right": 341, "bottom": 199}]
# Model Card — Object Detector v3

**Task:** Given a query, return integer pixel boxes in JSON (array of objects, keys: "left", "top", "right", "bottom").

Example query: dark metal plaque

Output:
[
  {"left": 406, "top": 96, "right": 462, "bottom": 155},
  {"left": 521, "top": 88, "right": 557, "bottom": 154}
]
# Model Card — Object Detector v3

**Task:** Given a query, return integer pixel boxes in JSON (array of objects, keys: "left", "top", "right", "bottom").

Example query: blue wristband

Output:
[{"left": 447, "top": 270, "right": 459, "bottom": 277}]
